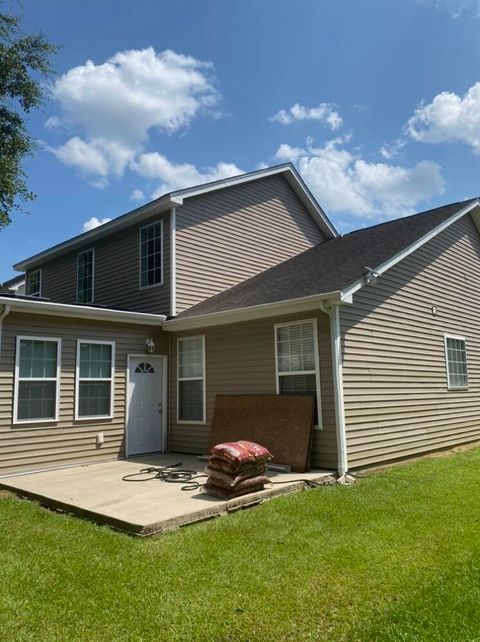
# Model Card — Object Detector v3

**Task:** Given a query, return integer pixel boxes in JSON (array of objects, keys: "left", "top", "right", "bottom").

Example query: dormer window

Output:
[
  {"left": 25, "top": 269, "right": 42, "bottom": 297},
  {"left": 77, "top": 249, "right": 94, "bottom": 304},
  {"left": 139, "top": 221, "right": 163, "bottom": 288}
]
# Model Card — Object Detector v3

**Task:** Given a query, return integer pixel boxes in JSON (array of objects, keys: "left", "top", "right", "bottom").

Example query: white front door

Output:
[{"left": 127, "top": 356, "right": 164, "bottom": 456}]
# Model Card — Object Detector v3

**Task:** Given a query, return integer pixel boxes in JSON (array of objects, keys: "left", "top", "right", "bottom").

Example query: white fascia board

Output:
[
  {"left": 341, "top": 199, "right": 480, "bottom": 301},
  {"left": 0, "top": 297, "right": 165, "bottom": 326},
  {"left": 282, "top": 166, "right": 338, "bottom": 238},
  {"left": 14, "top": 196, "right": 174, "bottom": 272},
  {"left": 170, "top": 164, "right": 338, "bottom": 240},
  {"left": 169, "top": 165, "right": 291, "bottom": 203},
  {"left": 163, "top": 291, "right": 342, "bottom": 331},
  {"left": 14, "top": 165, "right": 338, "bottom": 272}
]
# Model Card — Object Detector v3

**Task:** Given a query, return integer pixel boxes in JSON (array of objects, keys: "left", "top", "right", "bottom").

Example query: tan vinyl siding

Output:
[
  {"left": 27, "top": 212, "right": 170, "bottom": 315},
  {"left": 0, "top": 312, "right": 167, "bottom": 475},
  {"left": 341, "top": 213, "right": 480, "bottom": 468},
  {"left": 169, "top": 311, "right": 337, "bottom": 469},
  {"left": 175, "top": 175, "right": 326, "bottom": 313}
]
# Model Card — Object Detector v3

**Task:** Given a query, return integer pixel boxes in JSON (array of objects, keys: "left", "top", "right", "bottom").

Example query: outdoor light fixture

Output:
[{"left": 146, "top": 337, "right": 155, "bottom": 353}]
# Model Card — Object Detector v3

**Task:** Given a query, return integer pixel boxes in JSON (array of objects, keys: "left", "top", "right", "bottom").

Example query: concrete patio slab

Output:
[{"left": 0, "top": 454, "right": 335, "bottom": 536}]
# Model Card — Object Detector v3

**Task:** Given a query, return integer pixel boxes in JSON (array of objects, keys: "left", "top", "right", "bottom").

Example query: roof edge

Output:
[
  {"left": 340, "top": 198, "right": 480, "bottom": 300},
  {"left": 14, "top": 195, "right": 175, "bottom": 272},
  {"left": 14, "top": 164, "right": 338, "bottom": 272},
  {"left": 169, "top": 163, "right": 338, "bottom": 240},
  {"left": 0, "top": 297, "right": 166, "bottom": 326},
  {"left": 163, "top": 291, "right": 342, "bottom": 331}
]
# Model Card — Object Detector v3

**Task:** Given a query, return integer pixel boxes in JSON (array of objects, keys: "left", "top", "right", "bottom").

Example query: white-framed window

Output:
[
  {"left": 139, "top": 220, "right": 163, "bottom": 289},
  {"left": 76, "top": 340, "right": 115, "bottom": 420},
  {"left": 77, "top": 248, "right": 94, "bottom": 304},
  {"left": 444, "top": 334, "right": 468, "bottom": 390},
  {"left": 177, "top": 335, "right": 205, "bottom": 423},
  {"left": 25, "top": 269, "right": 42, "bottom": 297},
  {"left": 275, "top": 319, "right": 322, "bottom": 427},
  {"left": 14, "top": 336, "right": 61, "bottom": 423}
]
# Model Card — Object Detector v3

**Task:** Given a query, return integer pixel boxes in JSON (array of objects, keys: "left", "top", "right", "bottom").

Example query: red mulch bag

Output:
[
  {"left": 206, "top": 473, "right": 271, "bottom": 492},
  {"left": 206, "top": 458, "right": 267, "bottom": 476},
  {"left": 204, "top": 466, "right": 270, "bottom": 489},
  {"left": 210, "top": 441, "right": 272, "bottom": 467},
  {"left": 204, "top": 482, "right": 267, "bottom": 500},
  {"left": 206, "top": 457, "right": 267, "bottom": 475}
]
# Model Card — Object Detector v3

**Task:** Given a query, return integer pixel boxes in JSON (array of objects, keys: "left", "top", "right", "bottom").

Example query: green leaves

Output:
[{"left": 0, "top": 6, "right": 58, "bottom": 228}]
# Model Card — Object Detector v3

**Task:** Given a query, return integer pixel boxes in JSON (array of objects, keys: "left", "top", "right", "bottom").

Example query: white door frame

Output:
[{"left": 125, "top": 353, "right": 168, "bottom": 458}]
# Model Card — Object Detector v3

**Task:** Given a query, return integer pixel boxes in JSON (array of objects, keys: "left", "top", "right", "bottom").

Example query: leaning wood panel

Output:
[{"left": 208, "top": 394, "right": 314, "bottom": 472}]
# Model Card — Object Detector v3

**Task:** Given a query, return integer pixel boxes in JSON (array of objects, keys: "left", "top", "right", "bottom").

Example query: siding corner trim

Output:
[
  {"left": 170, "top": 207, "right": 177, "bottom": 317},
  {"left": 325, "top": 303, "right": 348, "bottom": 476}
]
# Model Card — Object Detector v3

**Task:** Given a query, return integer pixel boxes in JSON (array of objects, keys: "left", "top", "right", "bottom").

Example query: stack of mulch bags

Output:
[{"left": 204, "top": 440, "right": 273, "bottom": 499}]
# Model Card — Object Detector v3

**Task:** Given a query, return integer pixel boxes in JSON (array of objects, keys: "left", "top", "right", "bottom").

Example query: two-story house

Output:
[{"left": 1, "top": 163, "right": 480, "bottom": 478}]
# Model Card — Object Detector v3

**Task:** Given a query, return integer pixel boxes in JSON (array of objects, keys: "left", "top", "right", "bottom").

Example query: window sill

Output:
[
  {"left": 176, "top": 420, "right": 206, "bottom": 425},
  {"left": 74, "top": 415, "right": 114, "bottom": 421},
  {"left": 139, "top": 282, "right": 164, "bottom": 291},
  {"left": 13, "top": 418, "right": 58, "bottom": 426}
]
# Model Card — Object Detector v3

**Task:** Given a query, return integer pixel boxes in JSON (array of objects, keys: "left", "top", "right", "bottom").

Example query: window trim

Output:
[
  {"left": 176, "top": 334, "right": 206, "bottom": 424},
  {"left": 75, "top": 339, "right": 115, "bottom": 421},
  {"left": 26, "top": 269, "right": 42, "bottom": 298},
  {"left": 76, "top": 248, "right": 95, "bottom": 304},
  {"left": 13, "top": 335, "right": 61, "bottom": 425},
  {"left": 444, "top": 333, "right": 469, "bottom": 391},
  {"left": 139, "top": 219, "right": 164, "bottom": 290},
  {"left": 274, "top": 318, "right": 323, "bottom": 429}
]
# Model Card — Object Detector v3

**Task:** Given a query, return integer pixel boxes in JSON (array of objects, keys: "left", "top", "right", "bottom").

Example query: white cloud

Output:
[
  {"left": 276, "top": 138, "right": 444, "bottom": 217},
  {"left": 83, "top": 216, "right": 112, "bottom": 232},
  {"left": 131, "top": 153, "right": 242, "bottom": 197},
  {"left": 130, "top": 189, "right": 145, "bottom": 202},
  {"left": 44, "top": 116, "right": 62, "bottom": 129},
  {"left": 49, "top": 48, "right": 220, "bottom": 180},
  {"left": 274, "top": 143, "right": 306, "bottom": 163},
  {"left": 422, "top": 0, "right": 480, "bottom": 18},
  {"left": 379, "top": 138, "right": 407, "bottom": 160},
  {"left": 270, "top": 103, "right": 343, "bottom": 130},
  {"left": 52, "top": 137, "right": 134, "bottom": 178},
  {"left": 406, "top": 82, "right": 480, "bottom": 153}
]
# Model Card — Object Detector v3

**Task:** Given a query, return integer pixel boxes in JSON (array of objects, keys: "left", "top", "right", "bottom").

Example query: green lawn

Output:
[{"left": 1, "top": 448, "right": 480, "bottom": 642}]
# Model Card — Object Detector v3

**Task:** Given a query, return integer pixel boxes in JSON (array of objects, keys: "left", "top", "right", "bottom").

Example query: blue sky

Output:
[{"left": 2, "top": 0, "right": 480, "bottom": 280}]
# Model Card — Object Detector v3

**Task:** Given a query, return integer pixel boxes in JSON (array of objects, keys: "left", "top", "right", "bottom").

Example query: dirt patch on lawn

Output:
[{"left": 0, "top": 490, "right": 13, "bottom": 500}]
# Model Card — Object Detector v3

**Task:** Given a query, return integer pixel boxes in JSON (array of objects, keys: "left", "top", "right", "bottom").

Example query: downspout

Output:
[
  {"left": 320, "top": 301, "right": 349, "bottom": 479},
  {"left": 170, "top": 207, "right": 177, "bottom": 317},
  {"left": 0, "top": 304, "right": 11, "bottom": 360}
]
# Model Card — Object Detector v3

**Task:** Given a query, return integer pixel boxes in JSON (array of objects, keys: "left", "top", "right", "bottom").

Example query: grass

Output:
[{"left": 1, "top": 448, "right": 480, "bottom": 642}]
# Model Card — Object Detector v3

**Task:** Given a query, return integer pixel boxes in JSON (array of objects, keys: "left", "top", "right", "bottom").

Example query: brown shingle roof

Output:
[{"left": 176, "top": 199, "right": 477, "bottom": 320}]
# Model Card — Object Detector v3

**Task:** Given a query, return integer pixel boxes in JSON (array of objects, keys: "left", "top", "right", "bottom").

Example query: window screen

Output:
[
  {"left": 140, "top": 221, "right": 162, "bottom": 288},
  {"left": 177, "top": 336, "right": 204, "bottom": 422},
  {"left": 445, "top": 336, "right": 468, "bottom": 389},
  {"left": 15, "top": 338, "right": 60, "bottom": 422},
  {"left": 25, "top": 270, "right": 41, "bottom": 297},
  {"left": 77, "top": 341, "right": 114, "bottom": 418},
  {"left": 77, "top": 249, "right": 94, "bottom": 303},
  {"left": 276, "top": 320, "right": 320, "bottom": 424}
]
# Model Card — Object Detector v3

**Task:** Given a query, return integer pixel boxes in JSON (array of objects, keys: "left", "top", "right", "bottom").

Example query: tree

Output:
[{"left": 0, "top": 6, "right": 57, "bottom": 228}]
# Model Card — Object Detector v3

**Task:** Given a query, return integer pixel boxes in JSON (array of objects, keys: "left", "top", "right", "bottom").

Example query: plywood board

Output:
[{"left": 208, "top": 394, "right": 314, "bottom": 472}]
